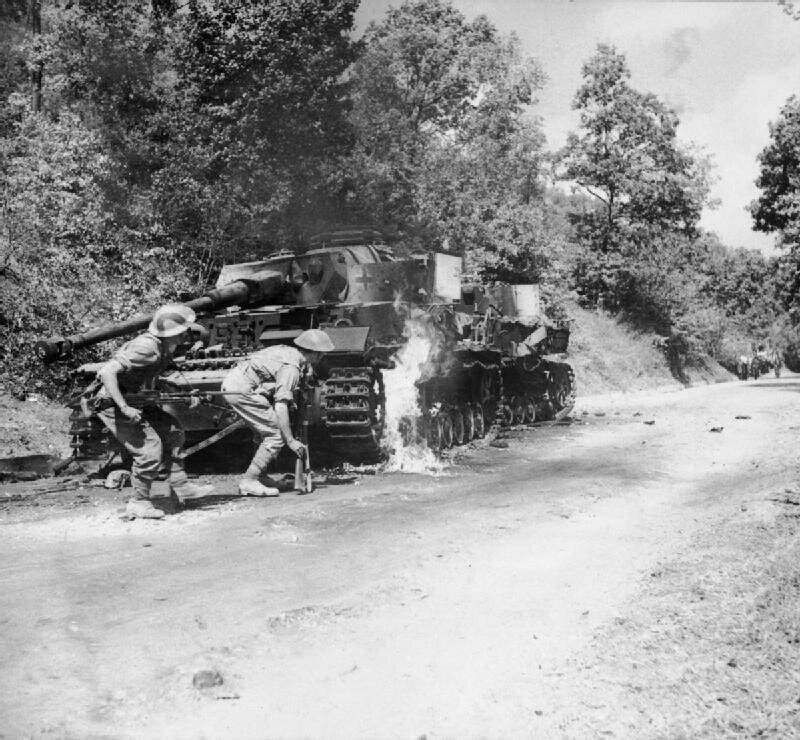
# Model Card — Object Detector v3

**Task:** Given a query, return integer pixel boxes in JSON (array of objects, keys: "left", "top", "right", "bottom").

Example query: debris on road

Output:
[
  {"left": 735, "top": 415, "right": 751, "bottom": 420},
  {"left": 643, "top": 420, "right": 655, "bottom": 425},
  {"left": 192, "top": 669, "right": 224, "bottom": 690},
  {"left": 104, "top": 470, "right": 131, "bottom": 489},
  {"left": 709, "top": 427, "right": 724, "bottom": 433},
  {"left": 1, "top": 477, "right": 85, "bottom": 499},
  {"left": 769, "top": 490, "right": 800, "bottom": 506},
  {"left": 0, "top": 454, "right": 62, "bottom": 483}
]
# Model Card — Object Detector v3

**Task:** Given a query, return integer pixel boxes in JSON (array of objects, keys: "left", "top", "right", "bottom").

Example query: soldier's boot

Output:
[
  {"left": 171, "top": 479, "right": 215, "bottom": 502},
  {"left": 122, "top": 482, "right": 165, "bottom": 520},
  {"left": 238, "top": 478, "right": 279, "bottom": 497},
  {"left": 124, "top": 498, "right": 167, "bottom": 519},
  {"left": 165, "top": 453, "right": 214, "bottom": 503}
]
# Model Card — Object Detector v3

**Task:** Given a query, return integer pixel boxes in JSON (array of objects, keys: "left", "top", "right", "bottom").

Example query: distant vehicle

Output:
[
  {"left": 771, "top": 349, "right": 783, "bottom": 378},
  {"left": 737, "top": 354, "right": 751, "bottom": 380},
  {"left": 751, "top": 348, "right": 772, "bottom": 380}
]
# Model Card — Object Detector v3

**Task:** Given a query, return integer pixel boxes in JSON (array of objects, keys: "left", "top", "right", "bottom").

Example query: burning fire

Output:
[{"left": 382, "top": 316, "right": 447, "bottom": 474}]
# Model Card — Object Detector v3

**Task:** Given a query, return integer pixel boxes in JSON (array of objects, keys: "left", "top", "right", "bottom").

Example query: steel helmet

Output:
[
  {"left": 294, "top": 329, "right": 335, "bottom": 353},
  {"left": 148, "top": 304, "right": 197, "bottom": 338}
]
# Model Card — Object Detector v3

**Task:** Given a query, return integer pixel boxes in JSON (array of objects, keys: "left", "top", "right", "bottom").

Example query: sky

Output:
[{"left": 355, "top": 1, "right": 800, "bottom": 254}]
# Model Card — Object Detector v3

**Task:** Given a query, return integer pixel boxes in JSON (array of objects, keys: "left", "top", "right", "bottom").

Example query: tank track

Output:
[
  {"left": 69, "top": 359, "right": 575, "bottom": 463},
  {"left": 380, "top": 358, "right": 576, "bottom": 458},
  {"left": 320, "top": 366, "right": 386, "bottom": 459}
]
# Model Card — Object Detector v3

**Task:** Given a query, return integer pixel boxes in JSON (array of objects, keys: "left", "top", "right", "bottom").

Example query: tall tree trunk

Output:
[{"left": 28, "top": 0, "right": 42, "bottom": 113}]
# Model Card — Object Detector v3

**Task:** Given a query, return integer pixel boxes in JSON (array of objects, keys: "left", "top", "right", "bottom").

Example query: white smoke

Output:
[{"left": 382, "top": 317, "right": 447, "bottom": 474}]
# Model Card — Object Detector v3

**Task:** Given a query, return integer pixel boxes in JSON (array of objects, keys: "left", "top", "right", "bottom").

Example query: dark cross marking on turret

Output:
[{"left": 355, "top": 269, "right": 374, "bottom": 290}]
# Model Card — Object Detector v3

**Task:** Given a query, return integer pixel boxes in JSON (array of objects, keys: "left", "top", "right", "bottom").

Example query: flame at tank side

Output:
[{"left": 382, "top": 316, "right": 447, "bottom": 474}]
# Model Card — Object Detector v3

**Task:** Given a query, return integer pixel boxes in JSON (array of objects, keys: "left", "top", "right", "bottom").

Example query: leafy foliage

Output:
[
  {"left": 0, "top": 0, "right": 788, "bottom": 397},
  {"left": 0, "top": 111, "right": 197, "bottom": 395},
  {"left": 751, "top": 96, "right": 800, "bottom": 242},
  {"left": 750, "top": 97, "right": 800, "bottom": 323},
  {"left": 1, "top": 0, "right": 358, "bottom": 393},
  {"left": 559, "top": 44, "right": 713, "bottom": 266},
  {"left": 343, "top": 0, "right": 561, "bottom": 284},
  {"left": 557, "top": 44, "right": 782, "bottom": 373},
  {"left": 161, "top": 0, "right": 358, "bottom": 256}
]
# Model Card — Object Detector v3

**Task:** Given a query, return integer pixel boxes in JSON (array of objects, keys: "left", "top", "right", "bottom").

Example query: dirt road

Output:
[{"left": 1, "top": 376, "right": 799, "bottom": 738}]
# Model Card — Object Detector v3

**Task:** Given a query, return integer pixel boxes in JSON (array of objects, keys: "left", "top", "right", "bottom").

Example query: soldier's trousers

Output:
[
  {"left": 220, "top": 373, "right": 284, "bottom": 477},
  {"left": 97, "top": 406, "right": 188, "bottom": 496}
]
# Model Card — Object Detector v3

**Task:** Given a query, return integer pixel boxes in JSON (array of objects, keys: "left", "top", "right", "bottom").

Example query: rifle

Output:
[
  {"left": 81, "top": 390, "right": 251, "bottom": 459},
  {"left": 293, "top": 387, "right": 313, "bottom": 494},
  {"left": 85, "top": 389, "right": 256, "bottom": 413}
]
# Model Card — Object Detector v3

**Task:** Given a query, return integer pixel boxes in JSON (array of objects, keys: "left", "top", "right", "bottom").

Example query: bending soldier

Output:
[
  {"left": 222, "top": 329, "right": 335, "bottom": 497},
  {"left": 96, "top": 304, "right": 213, "bottom": 519}
]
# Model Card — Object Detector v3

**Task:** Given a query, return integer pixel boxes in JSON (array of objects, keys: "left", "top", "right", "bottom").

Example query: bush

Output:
[{"left": 0, "top": 112, "right": 198, "bottom": 397}]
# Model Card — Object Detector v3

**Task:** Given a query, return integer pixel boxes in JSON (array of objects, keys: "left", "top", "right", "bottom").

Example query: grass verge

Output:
[{"left": 549, "top": 497, "right": 800, "bottom": 737}]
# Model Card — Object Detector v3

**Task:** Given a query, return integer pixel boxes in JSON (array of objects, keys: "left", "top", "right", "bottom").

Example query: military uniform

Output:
[
  {"left": 222, "top": 345, "right": 307, "bottom": 477},
  {"left": 96, "top": 333, "right": 189, "bottom": 497}
]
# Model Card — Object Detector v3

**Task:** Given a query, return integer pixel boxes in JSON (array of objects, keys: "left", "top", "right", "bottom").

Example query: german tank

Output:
[{"left": 38, "top": 229, "right": 575, "bottom": 469}]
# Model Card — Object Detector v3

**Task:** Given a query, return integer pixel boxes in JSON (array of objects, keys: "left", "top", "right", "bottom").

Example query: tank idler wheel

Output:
[
  {"left": 451, "top": 408, "right": 466, "bottom": 446},
  {"left": 524, "top": 397, "right": 537, "bottom": 424},
  {"left": 461, "top": 404, "right": 475, "bottom": 442},
  {"left": 473, "top": 403, "right": 486, "bottom": 438},
  {"left": 439, "top": 413, "right": 454, "bottom": 449}
]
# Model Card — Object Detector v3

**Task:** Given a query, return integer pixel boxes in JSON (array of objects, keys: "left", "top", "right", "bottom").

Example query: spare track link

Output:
[
  {"left": 321, "top": 366, "right": 385, "bottom": 457},
  {"left": 68, "top": 409, "right": 112, "bottom": 458}
]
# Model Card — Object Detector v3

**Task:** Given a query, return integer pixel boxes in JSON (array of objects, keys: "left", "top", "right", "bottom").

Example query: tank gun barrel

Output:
[{"left": 36, "top": 270, "right": 284, "bottom": 363}]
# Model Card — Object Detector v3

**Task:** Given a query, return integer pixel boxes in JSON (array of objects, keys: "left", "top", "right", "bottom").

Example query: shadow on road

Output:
[{"left": 742, "top": 380, "right": 800, "bottom": 392}]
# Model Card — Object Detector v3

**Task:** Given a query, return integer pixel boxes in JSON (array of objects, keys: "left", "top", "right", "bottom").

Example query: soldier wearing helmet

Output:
[
  {"left": 222, "top": 328, "right": 335, "bottom": 497},
  {"left": 96, "top": 303, "right": 213, "bottom": 519}
]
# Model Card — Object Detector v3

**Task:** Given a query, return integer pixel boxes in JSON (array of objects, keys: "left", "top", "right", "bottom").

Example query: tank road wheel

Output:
[
  {"left": 399, "top": 415, "right": 416, "bottom": 446},
  {"left": 451, "top": 408, "right": 466, "bottom": 446},
  {"left": 477, "top": 368, "right": 501, "bottom": 426},
  {"left": 524, "top": 397, "right": 537, "bottom": 425},
  {"left": 426, "top": 415, "right": 442, "bottom": 454},
  {"left": 461, "top": 404, "right": 475, "bottom": 442},
  {"left": 439, "top": 413, "right": 454, "bottom": 449},
  {"left": 472, "top": 403, "right": 486, "bottom": 439},
  {"left": 511, "top": 396, "right": 526, "bottom": 425},
  {"left": 501, "top": 402, "right": 515, "bottom": 427}
]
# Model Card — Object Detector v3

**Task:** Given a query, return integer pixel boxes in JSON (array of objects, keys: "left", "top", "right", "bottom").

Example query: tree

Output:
[
  {"left": 160, "top": 0, "right": 358, "bottom": 256},
  {"left": 0, "top": 1, "right": 30, "bottom": 136},
  {"left": 751, "top": 96, "right": 800, "bottom": 319},
  {"left": 1, "top": 0, "right": 363, "bottom": 393},
  {"left": 560, "top": 45, "right": 710, "bottom": 248},
  {"left": 0, "top": 111, "right": 196, "bottom": 393},
  {"left": 344, "top": 0, "right": 557, "bottom": 282},
  {"left": 751, "top": 96, "right": 800, "bottom": 244},
  {"left": 558, "top": 45, "right": 714, "bottom": 308}
]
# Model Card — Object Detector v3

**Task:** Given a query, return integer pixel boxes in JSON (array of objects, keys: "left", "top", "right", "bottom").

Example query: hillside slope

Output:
[{"left": 565, "top": 304, "right": 734, "bottom": 396}]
